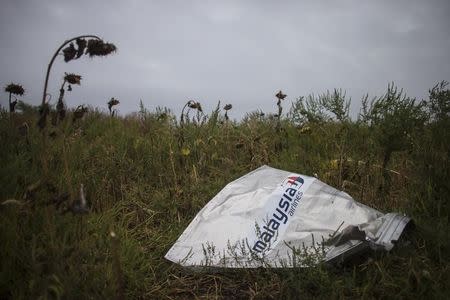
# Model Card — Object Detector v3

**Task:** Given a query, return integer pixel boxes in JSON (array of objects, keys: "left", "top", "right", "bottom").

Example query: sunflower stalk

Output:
[
  {"left": 40, "top": 35, "right": 116, "bottom": 128},
  {"left": 55, "top": 73, "right": 82, "bottom": 124},
  {"left": 275, "top": 91, "right": 286, "bottom": 151}
]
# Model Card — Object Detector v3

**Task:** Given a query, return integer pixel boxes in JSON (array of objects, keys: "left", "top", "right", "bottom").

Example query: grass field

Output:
[{"left": 1, "top": 84, "right": 449, "bottom": 299}]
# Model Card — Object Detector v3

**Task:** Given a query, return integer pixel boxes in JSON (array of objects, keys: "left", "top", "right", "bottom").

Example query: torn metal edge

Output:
[
  {"left": 324, "top": 213, "right": 412, "bottom": 264},
  {"left": 372, "top": 213, "right": 412, "bottom": 251}
]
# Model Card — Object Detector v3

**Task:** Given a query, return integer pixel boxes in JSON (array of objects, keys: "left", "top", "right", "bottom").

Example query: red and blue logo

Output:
[{"left": 284, "top": 176, "right": 304, "bottom": 187}]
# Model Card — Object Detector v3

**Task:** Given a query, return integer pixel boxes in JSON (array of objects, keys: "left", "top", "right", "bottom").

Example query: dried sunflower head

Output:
[
  {"left": 275, "top": 90, "right": 287, "bottom": 100},
  {"left": 108, "top": 97, "right": 120, "bottom": 110},
  {"left": 62, "top": 43, "right": 77, "bottom": 62},
  {"left": 64, "top": 73, "right": 82, "bottom": 85},
  {"left": 75, "top": 38, "right": 87, "bottom": 58},
  {"left": 86, "top": 39, "right": 117, "bottom": 57},
  {"left": 5, "top": 83, "right": 25, "bottom": 95},
  {"left": 224, "top": 104, "right": 232, "bottom": 111},
  {"left": 187, "top": 100, "right": 198, "bottom": 109}
]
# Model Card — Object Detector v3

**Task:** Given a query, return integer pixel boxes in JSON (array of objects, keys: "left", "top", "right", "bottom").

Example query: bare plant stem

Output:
[
  {"left": 180, "top": 102, "right": 189, "bottom": 127},
  {"left": 276, "top": 99, "right": 282, "bottom": 132},
  {"left": 8, "top": 92, "right": 11, "bottom": 118}
]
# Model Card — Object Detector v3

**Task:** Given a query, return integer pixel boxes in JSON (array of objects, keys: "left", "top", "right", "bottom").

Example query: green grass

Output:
[{"left": 0, "top": 90, "right": 449, "bottom": 299}]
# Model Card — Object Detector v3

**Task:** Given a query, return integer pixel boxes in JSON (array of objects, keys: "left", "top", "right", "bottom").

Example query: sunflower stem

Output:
[
  {"left": 41, "top": 35, "right": 101, "bottom": 108},
  {"left": 8, "top": 92, "right": 11, "bottom": 118}
]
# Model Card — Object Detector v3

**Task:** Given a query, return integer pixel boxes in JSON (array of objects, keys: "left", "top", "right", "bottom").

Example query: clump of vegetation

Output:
[
  {"left": 360, "top": 83, "right": 427, "bottom": 193},
  {"left": 0, "top": 82, "right": 449, "bottom": 299}
]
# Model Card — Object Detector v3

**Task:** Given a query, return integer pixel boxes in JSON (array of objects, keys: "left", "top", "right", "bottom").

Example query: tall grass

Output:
[{"left": 0, "top": 83, "right": 449, "bottom": 299}]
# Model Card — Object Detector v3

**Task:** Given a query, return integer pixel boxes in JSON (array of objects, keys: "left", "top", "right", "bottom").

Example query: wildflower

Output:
[
  {"left": 330, "top": 159, "right": 339, "bottom": 170},
  {"left": 299, "top": 126, "right": 311, "bottom": 134},
  {"left": 181, "top": 147, "right": 191, "bottom": 156}
]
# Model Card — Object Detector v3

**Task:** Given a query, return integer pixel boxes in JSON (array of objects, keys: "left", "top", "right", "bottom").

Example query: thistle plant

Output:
[
  {"left": 107, "top": 97, "right": 120, "bottom": 116},
  {"left": 40, "top": 35, "right": 116, "bottom": 128},
  {"left": 4, "top": 83, "right": 25, "bottom": 115}
]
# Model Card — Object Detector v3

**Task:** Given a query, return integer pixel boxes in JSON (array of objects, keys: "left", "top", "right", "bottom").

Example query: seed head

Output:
[
  {"left": 108, "top": 97, "right": 120, "bottom": 111},
  {"left": 5, "top": 83, "right": 25, "bottom": 96},
  {"left": 64, "top": 73, "right": 82, "bottom": 85},
  {"left": 62, "top": 43, "right": 77, "bottom": 62},
  {"left": 187, "top": 100, "right": 198, "bottom": 109},
  {"left": 86, "top": 39, "right": 117, "bottom": 57},
  {"left": 276, "top": 90, "right": 287, "bottom": 100},
  {"left": 75, "top": 38, "right": 87, "bottom": 58}
]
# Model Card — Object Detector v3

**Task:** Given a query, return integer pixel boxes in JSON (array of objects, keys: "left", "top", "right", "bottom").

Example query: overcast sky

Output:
[{"left": 1, "top": 0, "right": 449, "bottom": 119}]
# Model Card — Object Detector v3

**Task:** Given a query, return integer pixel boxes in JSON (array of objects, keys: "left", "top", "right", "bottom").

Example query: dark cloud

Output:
[{"left": 1, "top": 0, "right": 449, "bottom": 118}]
